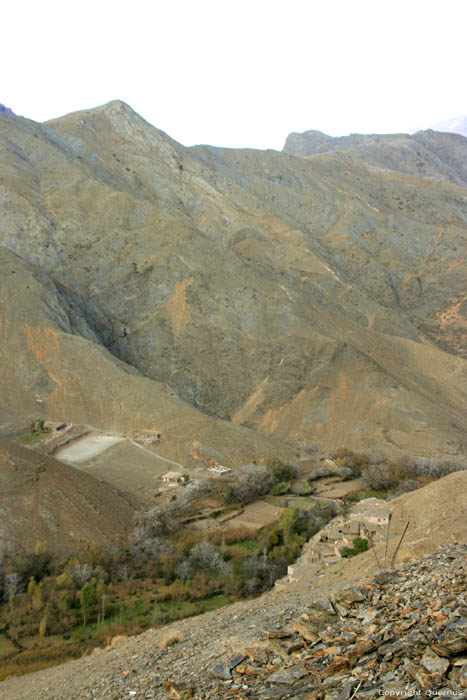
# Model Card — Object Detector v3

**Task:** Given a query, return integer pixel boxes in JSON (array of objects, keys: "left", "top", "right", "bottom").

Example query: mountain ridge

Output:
[{"left": 282, "top": 127, "right": 467, "bottom": 187}]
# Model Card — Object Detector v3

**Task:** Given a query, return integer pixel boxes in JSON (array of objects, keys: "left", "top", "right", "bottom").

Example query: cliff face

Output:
[{"left": 1, "top": 102, "right": 467, "bottom": 459}]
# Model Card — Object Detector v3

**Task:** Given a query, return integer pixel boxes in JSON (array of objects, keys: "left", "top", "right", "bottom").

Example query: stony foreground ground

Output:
[{"left": 1, "top": 544, "right": 466, "bottom": 700}]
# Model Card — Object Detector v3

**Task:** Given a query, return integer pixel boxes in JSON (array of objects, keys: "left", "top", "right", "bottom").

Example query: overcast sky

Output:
[{"left": 3, "top": 0, "right": 466, "bottom": 150}]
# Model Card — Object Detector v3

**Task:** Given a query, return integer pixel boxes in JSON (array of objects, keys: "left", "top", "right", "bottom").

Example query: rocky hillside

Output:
[
  {"left": 1, "top": 471, "right": 465, "bottom": 699},
  {"left": 0, "top": 247, "right": 295, "bottom": 472},
  {"left": 0, "top": 439, "right": 135, "bottom": 552},
  {"left": 0, "top": 102, "right": 467, "bottom": 462}
]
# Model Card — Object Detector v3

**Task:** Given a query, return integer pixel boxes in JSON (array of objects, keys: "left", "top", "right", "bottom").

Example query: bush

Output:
[
  {"left": 338, "top": 454, "right": 368, "bottom": 477},
  {"left": 271, "top": 482, "right": 289, "bottom": 496},
  {"left": 353, "top": 537, "right": 369, "bottom": 554},
  {"left": 226, "top": 464, "right": 275, "bottom": 504},
  {"left": 403, "top": 457, "right": 467, "bottom": 479},
  {"left": 265, "top": 458, "right": 299, "bottom": 483},
  {"left": 394, "top": 478, "right": 422, "bottom": 496},
  {"left": 361, "top": 464, "right": 397, "bottom": 490},
  {"left": 340, "top": 537, "right": 368, "bottom": 558}
]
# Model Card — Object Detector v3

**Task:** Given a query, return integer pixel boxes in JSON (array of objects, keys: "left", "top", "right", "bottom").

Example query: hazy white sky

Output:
[{"left": 3, "top": 0, "right": 466, "bottom": 150}]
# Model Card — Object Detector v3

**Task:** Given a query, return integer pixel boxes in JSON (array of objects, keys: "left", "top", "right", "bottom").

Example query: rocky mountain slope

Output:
[
  {"left": 0, "top": 438, "right": 135, "bottom": 553},
  {"left": 1, "top": 471, "right": 465, "bottom": 699},
  {"left": 0, "top": 247, "right": 295, "bottom": 473},
  {"left": 0, "top": 102, "right": 467, "bottom": 462}
]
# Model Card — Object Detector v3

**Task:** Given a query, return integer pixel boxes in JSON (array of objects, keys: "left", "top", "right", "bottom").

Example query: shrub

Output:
[
  {"left": 361, "top": 464, "right": 396, "bottom": 490},
  {"left": 352, "top": 537, "right": 369, "bottom": 554},
  {"left": 265, "top": 459, "right": 300, "bottom": 482},
  {"left": 403, "top": 457, "right": 467, "bottom": 479},
  {"left": 340, "top": 537, "right": 368, "bottom": 558},
  {"left": 226, "top": 464, "right": 275, "bottom": 504},
  {"left": 394, "top": 478, "right": 422, "bottom": 496},
  {"left": 271, "top": 482, "right": 289, "bottom": 496}
]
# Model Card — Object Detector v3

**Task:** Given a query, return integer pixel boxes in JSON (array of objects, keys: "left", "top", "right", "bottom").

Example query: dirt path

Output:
[
  {"left": 128, "top": 439, "right": 184, "bottom": 469},
  {"left": 314, "top": 477, "right": 363, "bottom": 498}
]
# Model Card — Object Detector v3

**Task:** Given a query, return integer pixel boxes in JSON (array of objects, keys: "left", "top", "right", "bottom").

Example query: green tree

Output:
[
  {"left": 27, "top": 577, "right": 44, "bottom": 611},
  {"left": 79, "top": 581, "right": 97, "bottom": 626}
]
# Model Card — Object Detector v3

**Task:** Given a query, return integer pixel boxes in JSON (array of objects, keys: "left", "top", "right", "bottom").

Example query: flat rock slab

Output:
[
  {"left": 56, "top": 434, "right": 124, "bottom": 463},
  {"left": 268, "top": 663, "right": 308, "bottom": 684},
  {"left": 211, "top": 663, "right": 232, "bottom": 680},
  {"left": 421, "top": 650, "right": 450, "bottom": 675}
]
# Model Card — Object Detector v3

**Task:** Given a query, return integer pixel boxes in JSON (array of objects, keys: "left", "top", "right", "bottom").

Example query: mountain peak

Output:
[
  {"left": 101, "top": 99, "right": 137, "bottom": 114},
  {"left": 0, "top": 103, "right": 14, "bottom": 115}
]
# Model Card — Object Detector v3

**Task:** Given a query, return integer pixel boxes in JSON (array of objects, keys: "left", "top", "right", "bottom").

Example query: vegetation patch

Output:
[
  {"left": 231, "top": 539, "right": 260, "bottom": 552},
  {"left": 340, "top": 537, "right": 369, "bottom": 559},
  {"left": 0, "top": 459, "right": 334, "bottom": 679},
  {"left": 16, "top": 430, "right": 49, "bottom": 446}
]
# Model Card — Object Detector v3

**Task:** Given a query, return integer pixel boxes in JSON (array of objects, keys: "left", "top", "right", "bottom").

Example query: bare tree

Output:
[
  {"left": 175, "top": 558, "right": 192, "bottom": 581},
  {"left": 4, "top": 572, "right": 20, "bottom": 604},
  {"left": 72, "top": 563, "right": 93, "bottom": 587},
  {"left": 190, "top": 541, "right": 223, "bottom": 570},
  {"left": 228, "top": 464, "right": 275, "bottom": 503}
]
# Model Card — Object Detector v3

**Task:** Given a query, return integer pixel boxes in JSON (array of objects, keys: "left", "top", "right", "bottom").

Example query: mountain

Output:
[
  {"left": 282, "top": 128, "right": 467, "bottom": 187},
  {"left": 0, "top": 101, "right": 467, "bottom": 466},
  {"left": 430, "top": 114, "right": 467, "bottom": 138}
]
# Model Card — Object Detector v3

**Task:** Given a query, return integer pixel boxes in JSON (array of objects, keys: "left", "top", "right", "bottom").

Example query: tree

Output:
[
  {"left": 27, "top": 577, "right": 44, "bottom": 611},
  {"left": 190, "top": 542, "right": 223, "bottom": 570},
  {"left": 265, "top": 458, "right": 299, "bottom": 483},
  {"left": 4, "top": 572, "right": 20, "bottom": 606},
  {"left": 228, "top": 464, "right": 275, "bottom": 504},
  {"left": 39, "top": 610, "right": 48, "bottom": 637},
  {"left": 175, "top": 558, "right": 192, "bottom": 581},
  {"left": 73, "top": 563, "right": 93, "bottom": 587},
  {"left": 362, "top": 464, "right": 395, "bottom": 490},
  {"left": 79, "top": 581, "right": 96, "bottom": 626},
  {"left": 95, "top": 578, "right": 105, "bottom": 624}
]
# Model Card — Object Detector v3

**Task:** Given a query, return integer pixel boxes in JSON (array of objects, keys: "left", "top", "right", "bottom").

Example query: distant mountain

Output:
[
  {"left": 0, "top": 104, "right": 13, "bottom": 115},
  {"left": 0, "top": 101, "right": 466, "bottom": 474},
  {"left": 430, "top": 114, "right": 467, "bottom": 138},
  {"left": 282, "top": 128, "right": 467, "bottom": 187}
]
